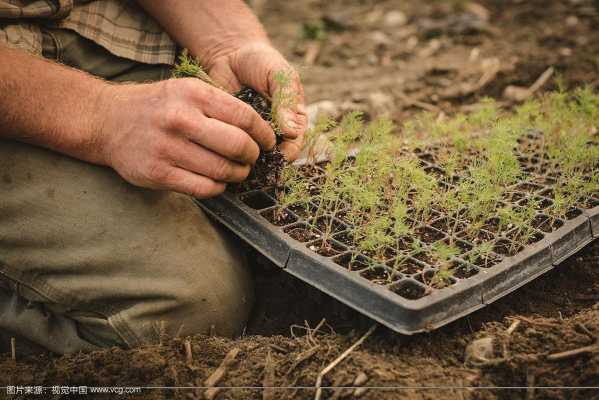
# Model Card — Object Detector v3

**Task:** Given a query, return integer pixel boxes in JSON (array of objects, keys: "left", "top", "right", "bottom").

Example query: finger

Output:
[
  {"left": 190, "top": 86, "right": 276, "bottom": 151},
  {"left": 162, "top": 167, "right": 226, "bottom": 199},
  {"left": 269, "top": 69, "right": 307, "bottom": 140},
  {"left": 276, "top": 103, "right": 308, "bottom": 139},
  {"left": 178, "top": 116, "right": 260, "bottom": 165},
  {"left": 169, "top": 139, "right": 251, "bottom": 183},
  {"left": 208, "top": 61, "right": 242, "bottom": 93},
  {"left": 279, "top": 136, "right": 304, "bottom": 162},
  {"left": 229, "top": 43, "right": 307, "bottom": 140}
]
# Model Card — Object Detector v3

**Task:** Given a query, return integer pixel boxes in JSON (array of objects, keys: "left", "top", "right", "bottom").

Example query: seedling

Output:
[{"left": 247, "top": 88, "right": 599, "bottom": 293}]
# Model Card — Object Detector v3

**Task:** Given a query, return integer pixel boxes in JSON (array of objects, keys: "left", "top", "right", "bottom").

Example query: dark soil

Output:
[
  {"left": 236, "top": 87, "right": 286, "bottom": 188},
  {"left": 235, "top": 87, "right": 272, "bottom": 122},
  {"left": 333, "top": 253, "right": 370, "bottom": 271},
  {"left": 260, "top": 207, "right": 297, "bottom": 226},
  {"left": 284, "top": 224, "right": 321, "bottom": 242},
  {"left": 2, "top": 0, "right": 599, "bottom": 398},
  {"left": 249, "top": 146, "right": 286, "bottom": 188}
]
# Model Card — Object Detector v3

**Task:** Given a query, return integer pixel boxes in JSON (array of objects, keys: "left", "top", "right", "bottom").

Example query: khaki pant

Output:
[{"left": 0, "top": 29, "right": 253, "bottom": 354}]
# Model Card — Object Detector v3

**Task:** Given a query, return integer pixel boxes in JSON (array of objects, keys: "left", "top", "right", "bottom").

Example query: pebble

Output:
[
  {"left": 559, "top": 47, "right": 573, "bottom": 57},
  {"left": 464, "top": 2, "right": 490, "bottom": 22},
  {"left": 565, "top": 15, "right": 579, "bottom": 27},
  {"left": 370, "top": 31, "right": 391, "bottom": 47},
  {"left": 306, "top": 100, "right": 340, "bottom": 128},
  {"left": 465, "top": 336, "right": 495, "bottom": 366},
  {"left": 353, "top": 372, "right": 369, "bottom": 386},
  {"left": 368, "top": 91, "right": 394, "bottom": 110},
  {"left": 383, "top": 10, "right": 408, "bottom": 28}
]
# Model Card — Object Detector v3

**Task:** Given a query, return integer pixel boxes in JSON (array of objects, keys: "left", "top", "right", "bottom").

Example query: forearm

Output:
[
  {"left": 0, "top": 46, "right": 108, "bottom": 165},
  {"left": 137, "top": 0, "right": 269, "bottom": 67}
]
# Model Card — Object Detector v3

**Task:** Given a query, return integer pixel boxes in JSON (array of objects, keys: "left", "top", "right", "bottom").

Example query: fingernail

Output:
[
  {"left": 296, "top": 103, "right": 307, "bottom": 115},
  {"left": 286, "top": 119, "right": 300, "bottom": 131}
]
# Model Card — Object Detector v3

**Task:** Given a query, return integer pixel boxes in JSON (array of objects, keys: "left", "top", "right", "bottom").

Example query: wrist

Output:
[
  {"left": 84, "top": 81, "right": 119, "bottom": 167},
  {"left": 194, "top": 36, "right": 271, "bottom": 72}
]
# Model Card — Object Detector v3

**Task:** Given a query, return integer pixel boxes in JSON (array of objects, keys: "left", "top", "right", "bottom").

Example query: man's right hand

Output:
[{"left": 97, "top": 78, "right": 276, "bottom": 198}]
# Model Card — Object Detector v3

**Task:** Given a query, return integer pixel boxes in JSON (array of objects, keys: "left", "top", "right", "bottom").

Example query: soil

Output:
[
  {"left": 2, "top": 0, "right": 599, "bottom": 398},
  {"left": 285, "top": 224, "right": 321, "bottom": 243},
  {"left": 261, "top": 207, "right": 298, "bottom": 226},
  {"left": 236, "top": 87, "right": 286, "bottom": 188}
]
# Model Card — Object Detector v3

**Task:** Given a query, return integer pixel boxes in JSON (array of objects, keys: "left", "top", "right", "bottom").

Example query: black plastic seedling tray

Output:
[{"left": 196, "top": 146, "right": 598, "bottom": 335}]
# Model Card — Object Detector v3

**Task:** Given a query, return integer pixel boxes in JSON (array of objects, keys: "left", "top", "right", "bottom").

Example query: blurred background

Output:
[{"left": 249, "top": 0, "right": 598, "bottom": 124}]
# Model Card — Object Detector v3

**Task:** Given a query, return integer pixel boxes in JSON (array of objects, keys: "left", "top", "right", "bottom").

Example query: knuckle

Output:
[
  {"left": 232, "top": 102, "right": 255, "bottom": 131},
  {"left": 163, "top": 105, "right": 190, "bottom": 131},
  {"left": 146, "top": 161, "right": 171, "bottom": 183},
  {"left": 176, "top": 77, "right": 203, "bottom": 93},
  {"left": 193, "top": 181, "right": 225, "bottom": 199},
  {"left": 229, "top": 132, "right": 253, "bottom": 161},
  {"left": 211, "top": 157, "right": 234, "bottom": 181}
]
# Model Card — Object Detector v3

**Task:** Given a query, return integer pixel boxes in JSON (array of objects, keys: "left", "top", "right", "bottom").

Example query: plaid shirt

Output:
[{"left": 0, "top": 0, "right": 176, "bottom": 64}]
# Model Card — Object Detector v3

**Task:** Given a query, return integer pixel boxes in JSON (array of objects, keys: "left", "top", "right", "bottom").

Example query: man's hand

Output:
[
  {"left": 0, "top": 46, "right": 277, "bottom": 199},
  {"left": 137, "top": 0, "right": 308, "bottom": 161},
  {"left": 98, "top": 78, "right": 276, "bottom": 198},
  {"left": 206, "top": 42, "right": 308, "bottom": 161}
]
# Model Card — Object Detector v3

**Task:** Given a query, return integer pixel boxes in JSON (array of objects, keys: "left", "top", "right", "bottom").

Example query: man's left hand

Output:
[{"left": 205, "top": 42, "right": 307, "bottom": 161}]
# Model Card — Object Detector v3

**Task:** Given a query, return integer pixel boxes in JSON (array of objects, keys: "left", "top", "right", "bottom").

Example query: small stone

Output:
[
  {"left": 465, "top": 337, "right": 495, "bottom": 366},
  {"left": 370, "top": 31, "right": 391, "bottom": 47},
  {"left": 353, "top": 372, "right": 369, "bottom": 386},
  {"left": 559, "top": 47, "right": 573, "bottom": 57},
  {"left": 368, "top": 91, "right": 394, "bottom": 110},
  {"left": 306, "top": 100, "right": 340, "bottom": 127},
  {"left": 406, "top": 36, "right": 418, "bottom": 50},
  {"left": 383, "top": 10, "right": 408, "bottom": 28},
  {"left": 367, "top": 54, "right": 379, "bottom": 65},
  {"left": 464, "top": 2, "right": 490, "bottom": 22},
  {"left": 504, "top": 85, "right": 532, "bottom": 102},
  {"left": 347, "top": 58, "right": 359, "bottom": 67},
  {"left": 565, "top": 15, "right": 579, "bottom": 27}
]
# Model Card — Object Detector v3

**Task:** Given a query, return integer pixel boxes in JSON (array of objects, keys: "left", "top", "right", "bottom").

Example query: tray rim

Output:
[{"left": 197, "top": 191, "right": 597, "bottom": 334}]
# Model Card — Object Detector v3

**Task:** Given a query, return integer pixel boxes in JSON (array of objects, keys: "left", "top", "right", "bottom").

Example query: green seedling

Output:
[{"left": 267, "top": 89, "right": 598, "bottom": 290}]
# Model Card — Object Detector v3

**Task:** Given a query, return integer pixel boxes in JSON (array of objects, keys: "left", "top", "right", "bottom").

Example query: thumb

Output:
[
  {"left": 207, "top": 61, "right": 242, "bottom": 94},
  {"left": 231, "top": 43, "right": 307, "bottom": 139}
]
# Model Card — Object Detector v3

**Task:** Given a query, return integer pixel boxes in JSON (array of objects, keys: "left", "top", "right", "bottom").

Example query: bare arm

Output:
[
  {"left": 0, "top": 46, "right": 108, "bottom": 165},
  {"left": 136, "top": 0, "right": 269, "bottom": 67},
  {"left": 137, "top": 0, "right": 308, "bottom": 160},
  {"left": 0, "top": 46, "right": 275, "bottom": 198}
]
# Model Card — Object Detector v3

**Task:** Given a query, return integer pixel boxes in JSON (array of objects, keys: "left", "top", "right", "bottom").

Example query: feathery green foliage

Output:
[{"left": 280, "top": 89, "right": 598, "bottom": 287}]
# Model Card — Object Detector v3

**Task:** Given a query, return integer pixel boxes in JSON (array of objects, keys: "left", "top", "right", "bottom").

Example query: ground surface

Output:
[{"left": 2, "top": 0, "right": 599, "bottom": 398}]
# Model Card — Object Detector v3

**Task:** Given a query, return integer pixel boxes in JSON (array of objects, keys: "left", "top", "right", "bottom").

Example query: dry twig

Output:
[
  {"left": 286, "top": 345, "right": 321, "bottom": 376},
  {"left": 184, "top": 339, "right": 196, "bottom": 370},
  {"left": 503, "top": 67, "right": 554, "bottom": 102},
  {"left": 547, "top": 344, "right": 599, "bottom": 361},
  {"left": 506, "top": 319, "right": 521, "bottom": 335},
  {"left": 11, "top": 337, "right": 16, "bottom": 363},
  {"left": 263, "top": 350, "right": 276, "bottom": 400},
  {"left": 203, "top": 347, "right": 241, "bottom": 400},
  {"left": 314, "top": 324, "right": 377, "bottom": 400}
]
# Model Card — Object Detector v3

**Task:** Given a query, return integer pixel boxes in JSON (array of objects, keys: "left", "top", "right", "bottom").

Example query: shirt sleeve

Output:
[{"left": 0, "top": 0, "right": 73, "bottom": 19}]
